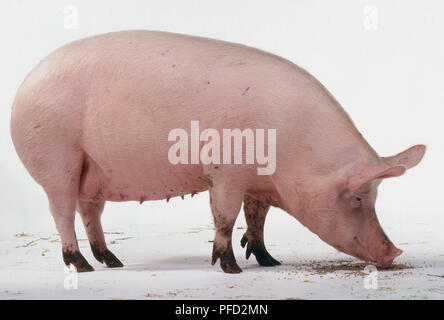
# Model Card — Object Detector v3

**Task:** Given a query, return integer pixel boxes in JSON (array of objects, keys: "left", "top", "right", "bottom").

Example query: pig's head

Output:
[{"left": 301, "top": 145, "right": 426, "bottom": 268}]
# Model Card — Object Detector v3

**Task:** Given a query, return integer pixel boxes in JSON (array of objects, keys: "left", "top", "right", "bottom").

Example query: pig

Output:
[{"left": 10, "top": 30, "right": 426, "bottom": 273}]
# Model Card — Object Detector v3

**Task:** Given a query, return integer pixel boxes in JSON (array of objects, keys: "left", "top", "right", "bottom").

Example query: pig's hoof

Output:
[
  {"left": 63, "top": 250, "right": 95, "bottom": 272},
  {"left": 221, "top": 261, "right": 243, "bottom": 274},
  {"left": 76, "top": 263, "right": 95, "bottom": 273},
  {"left": 241, "top": 233, "right": 281, "bottom": 267},
  {"left": 211, "top": 247, "right": 243, "bottom": 273},
  {"left": 103, "top": 250, "right": 124, "bottom": 268},
  {"left": 91, "top": 246, "right": 124, "bottom": 268}
]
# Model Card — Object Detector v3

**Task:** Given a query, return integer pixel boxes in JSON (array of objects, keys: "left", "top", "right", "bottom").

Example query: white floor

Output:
[{"left": 0, "top": 192, "right": 443, "bottom": 300}]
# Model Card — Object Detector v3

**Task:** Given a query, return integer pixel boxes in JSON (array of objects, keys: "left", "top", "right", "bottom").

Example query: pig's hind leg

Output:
[
  {"left": 11, "top": 103, "right": 93, "bottom": 272},
  {"left": 209, "top": 180, "right": 244, "bottom": 274},
  {"left": 41, "top": 152, "right": 94, "bottom": 272},
  {"left": 77, "top": 200, "right": 123, "bottom": 268},
  {"left": 241, "top": 195, "right": 281, "bottom": 266}
]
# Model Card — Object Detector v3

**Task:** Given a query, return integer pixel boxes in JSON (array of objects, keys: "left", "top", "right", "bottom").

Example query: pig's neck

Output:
[
  {"left": 308, "top": 92, "right": 381, "bottom": 171},
  {"left": 275, "top": 70, "right": 383, "bottom": 226},
  {"left": 277, "top": 113, "right": 381, "bottom": 228}
]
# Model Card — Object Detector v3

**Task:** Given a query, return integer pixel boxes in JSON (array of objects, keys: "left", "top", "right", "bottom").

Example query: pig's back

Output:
[
  {"left": 12, "top": 31, "right": 348, "bottom": 202},
  {"left": 57, "top": 32, "right": 300, "bottom": 199}
]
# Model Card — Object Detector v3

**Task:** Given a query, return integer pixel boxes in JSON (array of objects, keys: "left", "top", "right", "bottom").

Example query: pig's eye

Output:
[{"left": 351, "top": 196, "right": 362, "bottom": 208}]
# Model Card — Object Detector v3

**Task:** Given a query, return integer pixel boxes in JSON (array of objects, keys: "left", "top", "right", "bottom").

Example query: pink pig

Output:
[{"left": 10, "top": 31, "right": 425, "bottom": 273}]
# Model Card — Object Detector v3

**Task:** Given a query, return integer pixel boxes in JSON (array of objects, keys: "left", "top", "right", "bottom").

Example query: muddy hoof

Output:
[
  {"left": 241, "top": 233, "right": 281, "bottom": 267},
  {"left": 91, "top": 246, "right": 124, "bottom": 268},
  {"left": 63, "top": 250, "right": 95, "bottom": 272},
  {"left": 76, "top": 263, "right": 95, "bottom": 272},
  {"left": 103, "top": 250, "right": 124, "bottom": 268},
  {"left": 211, "top": 245, "right": 243, "bottom": 273},
  {"left": 221, "top": 260, "right": 243, "bottom": 273}
]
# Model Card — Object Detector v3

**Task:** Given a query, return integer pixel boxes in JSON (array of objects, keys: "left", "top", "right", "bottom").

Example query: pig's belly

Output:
[{"left": 78, "top": 153, "right": 209, "bottom": 203}]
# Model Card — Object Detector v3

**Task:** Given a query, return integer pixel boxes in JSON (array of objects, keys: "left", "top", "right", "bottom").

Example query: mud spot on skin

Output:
[
  {"left": 33, "top": 124, "right": 41, "bottom": 129},
  {"left": 200, "top": 174, "right": 214, "bottom": 188},
  {"left": 302, "top": 144, "right": 313, "bottom": 152},
  {"left": 380, "top": 230, "right": 393, "bottom": 250},
  {"left": 352, "top": 236, "right": 363, "bottom": 249},
  {"left": 91, "top": 186, "right": 104, "bottom": 202},
  {"left": 214, "top": 218, "right": 233, "bottom": 238},
  {"left": 160, "top": 46, "right": 174, "bottom": 56},
  {"left": 246, "top": 192, "right": 281, "bottom": 208}
]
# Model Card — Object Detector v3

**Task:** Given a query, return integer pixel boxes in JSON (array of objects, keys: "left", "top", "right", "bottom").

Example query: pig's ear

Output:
[
  {"left": 349, "top": 164, "right": 406, "bottom": 193},
  {"left": 382, "top": 145, "right": 426, "bottom": 170}
]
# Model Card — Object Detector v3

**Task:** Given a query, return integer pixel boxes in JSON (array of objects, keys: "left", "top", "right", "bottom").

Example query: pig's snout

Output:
[
  {"left": 375, "top": 246, "right": 403, "bottom": 269},
  {"left": 366, "top": 230, "right": 403, "bottom": 268}
]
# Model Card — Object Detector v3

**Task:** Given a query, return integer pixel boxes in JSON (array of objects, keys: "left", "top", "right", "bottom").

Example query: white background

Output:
[{"left": 0, "top": 0, "right": 442, "bottom": 299}]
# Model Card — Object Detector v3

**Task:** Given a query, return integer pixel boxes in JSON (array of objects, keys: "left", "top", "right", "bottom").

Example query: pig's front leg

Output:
[
  {"left": 241, "top": 195, "right": 281, "bottom": 266},
  {"left": 209, "top": 181, "right": 244, "bottom": 274}
]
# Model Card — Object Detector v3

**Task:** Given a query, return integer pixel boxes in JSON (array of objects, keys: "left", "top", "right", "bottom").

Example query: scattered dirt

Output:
[
  {"left": 144, "top": 293, "right": 163, "bottom": 298},
  {"left": 292, "top": 259, "right": 414, "bottom": 277},
  {"left": 398, "top": 241, "right": 428, "bottom": 245},
  {"left": 427, "top": 274, "right": 444, "bottom": 279}
]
